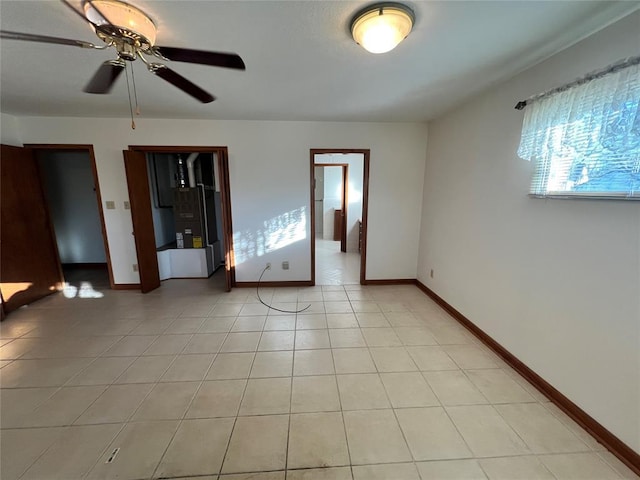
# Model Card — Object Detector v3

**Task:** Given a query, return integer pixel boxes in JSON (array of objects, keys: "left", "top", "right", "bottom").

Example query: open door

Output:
[
  {"left": 1, "top": 144, "right": 64, "bottom": 312},
  {"left": 123, "top": 150, "right": 161, "bottom": 293},
  {"left": 124, "top": 146, "right": 235, "bottom": 292},
  {"left": 217, "top": 150, "right": 234, "bottom": 292}
]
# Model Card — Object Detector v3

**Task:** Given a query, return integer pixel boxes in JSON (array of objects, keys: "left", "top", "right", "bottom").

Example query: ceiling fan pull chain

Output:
[
  {"left": 124, "top": 63, "right": 136, "bottom": 129},
  {"left": 131, "top": 62, "right": 141, "bottom": 116}
]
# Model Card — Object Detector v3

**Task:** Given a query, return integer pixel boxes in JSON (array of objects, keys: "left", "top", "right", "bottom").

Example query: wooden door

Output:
[
  {"left": 0, "top": 144, "right": 63, "bottom": 313},
  {"left": 217, "top": 150, "right": 234, "bottom": 291},
  {"left": 123, "top": 150, "right": 161, "bottom": 293}
]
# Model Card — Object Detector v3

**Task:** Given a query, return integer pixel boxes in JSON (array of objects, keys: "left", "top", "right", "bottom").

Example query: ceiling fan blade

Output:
[
  {"left": 60, "top": 0, "right": 98, "bottom": 28},
  {"left": 84, "top": 60, "right": 125, "bottom": 94},
  {"left": 150, "top": 65, "right": 216, "bottom": 103},
  {"left": 0, "top": 30, "right": 96, "bottom": 48},
  {"left": 154, "top": 46, "right": 246, "bottom": 70}
]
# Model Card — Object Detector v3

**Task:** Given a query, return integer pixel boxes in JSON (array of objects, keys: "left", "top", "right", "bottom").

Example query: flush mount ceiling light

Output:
[{"left": 350, "top": 2, "right": 414, "bottom": 54}]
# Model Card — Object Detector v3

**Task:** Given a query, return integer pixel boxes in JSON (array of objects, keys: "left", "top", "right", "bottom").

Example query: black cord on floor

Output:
[{"left": 256, "top": 265, "right": 311, "bottom": 314}]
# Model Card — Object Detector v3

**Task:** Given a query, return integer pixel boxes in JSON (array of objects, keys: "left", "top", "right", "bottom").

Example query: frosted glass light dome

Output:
[
  {"left": 351, "top": 4, "right": 414, "bottom": 54},
  {"left": 84, "top": 0, "right": 157, "bottom": 46}
]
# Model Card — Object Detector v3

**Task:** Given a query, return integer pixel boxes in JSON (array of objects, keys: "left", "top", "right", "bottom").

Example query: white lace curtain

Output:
[{"left": 518, "top": 61, "right": 640, "bottom": 197}]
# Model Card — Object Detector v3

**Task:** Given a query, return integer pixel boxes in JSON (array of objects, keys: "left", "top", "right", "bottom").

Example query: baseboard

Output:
[
  {"left": 111, "top": 284, "right": 140, "bottom": 290},
  {"left": 235, "top": 281, "right": 314, "bottom": 288},
  {"left": 363, "top": 279, "right": 416, "bottom": 285},
  {"left": 237, "top": 279, "right": 414, "bottom": 288},
  {"left": 414, "top": 279, "right": 640, "bottom": 476}
]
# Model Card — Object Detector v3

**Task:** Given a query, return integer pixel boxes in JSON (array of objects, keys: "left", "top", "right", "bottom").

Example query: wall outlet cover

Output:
[{"left": 105, "top": 201, "right": 116, "bottom": 210}]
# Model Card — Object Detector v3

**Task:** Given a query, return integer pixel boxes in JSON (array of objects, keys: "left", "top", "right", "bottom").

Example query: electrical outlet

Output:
[
  {"left": 105, "top": 201, "right": 115, "bottom": 210},
  {"left": 430, "top": 269, "right": 434, "bottom": 278},
  {"left": 133, "top": 264, "right": 138, "bottom": 272},
  {"left": 123, "top": 201, "right": 130, "bottom": 210},
  {"left": 282, "top": 261, "right": 289, "bottom": 270},
  {"left": 266, "top": 263, "right": 271, "bottom": 270}
]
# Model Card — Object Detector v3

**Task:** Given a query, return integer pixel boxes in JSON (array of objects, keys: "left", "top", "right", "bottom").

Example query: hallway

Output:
[{"left": 315, "top": 239, "right": 360, "bottom": 285}]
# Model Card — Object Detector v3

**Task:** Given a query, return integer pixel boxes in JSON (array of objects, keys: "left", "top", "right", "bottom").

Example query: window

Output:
[{"left": 517, "top": 60, "right": 639, "bottom": 199}]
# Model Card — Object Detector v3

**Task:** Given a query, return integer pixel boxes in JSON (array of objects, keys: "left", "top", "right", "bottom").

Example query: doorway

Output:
[
  {"left": 310, "top": 149, "right": 370, "bottom": 285},
  {"left": 124, "top": 146, "right": 234, "bottom": 293},
  {"left": 314, "top": 164, "right": 348, "bottom": 252},
  {"left": 30, "top": 145, "right": 114, "bottom": 294}
]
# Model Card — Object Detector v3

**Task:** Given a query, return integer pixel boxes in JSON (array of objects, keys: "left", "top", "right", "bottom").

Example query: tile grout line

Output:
[
  {"left": 70, "top": 305, "right": 215, "bottom": 478},
  {"left": 2, "top": 282, "right": 621, "bottom": 480},
  {"left": 6, "top": 330, "right": 151, "bottom": 441},
  {"left": 216, "top": 315, "right": 263, "bottom": 476},
  {"left": 149, "top": 309, "right": 231, "bottom": 479},
  {"left": 80, "top": 317, "right": 191, "bottom": 478},
  {"left": 367, "top": 293, "right": 481, "bottom": 473},
  {"left": 18, "top": 332, "right": 152, "bottom": 480},
  {"left": 77, "top": 423, "right": 130, "bottom": 480},
  {"left": 284, "top": 298, "right": 297, "bottom": 476},
  {"left": 489, "top": 396, "right": 593, "bottom": 457},
  {"left": 329, "top": 288, "right": 356, "bottom": 480}
]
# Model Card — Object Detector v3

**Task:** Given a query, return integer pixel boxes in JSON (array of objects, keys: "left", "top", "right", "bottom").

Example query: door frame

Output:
[
  {"left": 126, "top": 145, "right": 236, "bottom": 291},
  {"left": 25, "top": 144, "right": 115, "bottom": 289},
  {"left": 310, "top": 149, "right": 370, "bottom": 285},
  {"left": 315, "top": 163, "right": 348, "bottom": 252}
]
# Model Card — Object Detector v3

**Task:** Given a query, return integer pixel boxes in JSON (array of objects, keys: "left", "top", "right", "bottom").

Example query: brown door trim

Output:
[
  {"left": 25, "top": 144, "right": 115, "bottom": 289},
  {"left": 310, "top": 149, "right": 370, "bottom": 285},
  {"left": 341, "top": 165, "right": 348, "bottom": 252},
  {"left": 126, "top": 145, "right": 235, "bottom": 291}
]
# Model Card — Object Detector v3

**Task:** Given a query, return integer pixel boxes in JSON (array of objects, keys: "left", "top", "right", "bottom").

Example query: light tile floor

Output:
[
  {"left": 0, "top": 274, "right": 638, "bottom": 480},
  {"left": 315, "top": 239, "right": 360, "bottom": 285}
]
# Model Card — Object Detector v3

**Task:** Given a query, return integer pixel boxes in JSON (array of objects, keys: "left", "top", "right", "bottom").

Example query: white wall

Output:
[
  {"left": 322, "top": 166, "right": 342, "bottom": 240},
  {"left": 1, "top": 113, "right": 21, "bottom": 146},
  {"left": 37, "top": 151, "right": 107, "bottom": 264},
  {"left": 314, "top": 167, "right": 324, "bottom": 237},
  {"left": 316, "top": 153, "right": 364, "bottom": 252},
  {"left": 418, "top": 12, "right": 640, "bottom": 453},
  {"left": 15, "top": 119, "right": 427, "bottom": 284}
]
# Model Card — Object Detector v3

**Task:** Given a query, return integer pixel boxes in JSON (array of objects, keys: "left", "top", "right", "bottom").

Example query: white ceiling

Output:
[{"left": 1, "top": 1, "right": 637, "bottom": 122}]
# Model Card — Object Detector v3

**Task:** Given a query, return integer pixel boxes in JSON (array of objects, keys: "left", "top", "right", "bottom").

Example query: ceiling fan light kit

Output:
[
  {"left": 351, "top": 2, "right": 414, "bottom": 54},
  {"left": 84, "top": 0, "right": 157, "bottom": 50}
]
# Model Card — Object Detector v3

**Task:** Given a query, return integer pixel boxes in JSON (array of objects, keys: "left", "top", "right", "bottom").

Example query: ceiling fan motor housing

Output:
[{"left": 110, "top": 37, "right": 139, "bottom": 61}]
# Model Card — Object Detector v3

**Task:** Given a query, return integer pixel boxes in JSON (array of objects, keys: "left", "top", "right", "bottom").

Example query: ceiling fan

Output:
[{"left": 0, "top": 0, "right": 246, "bottom": 104}]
